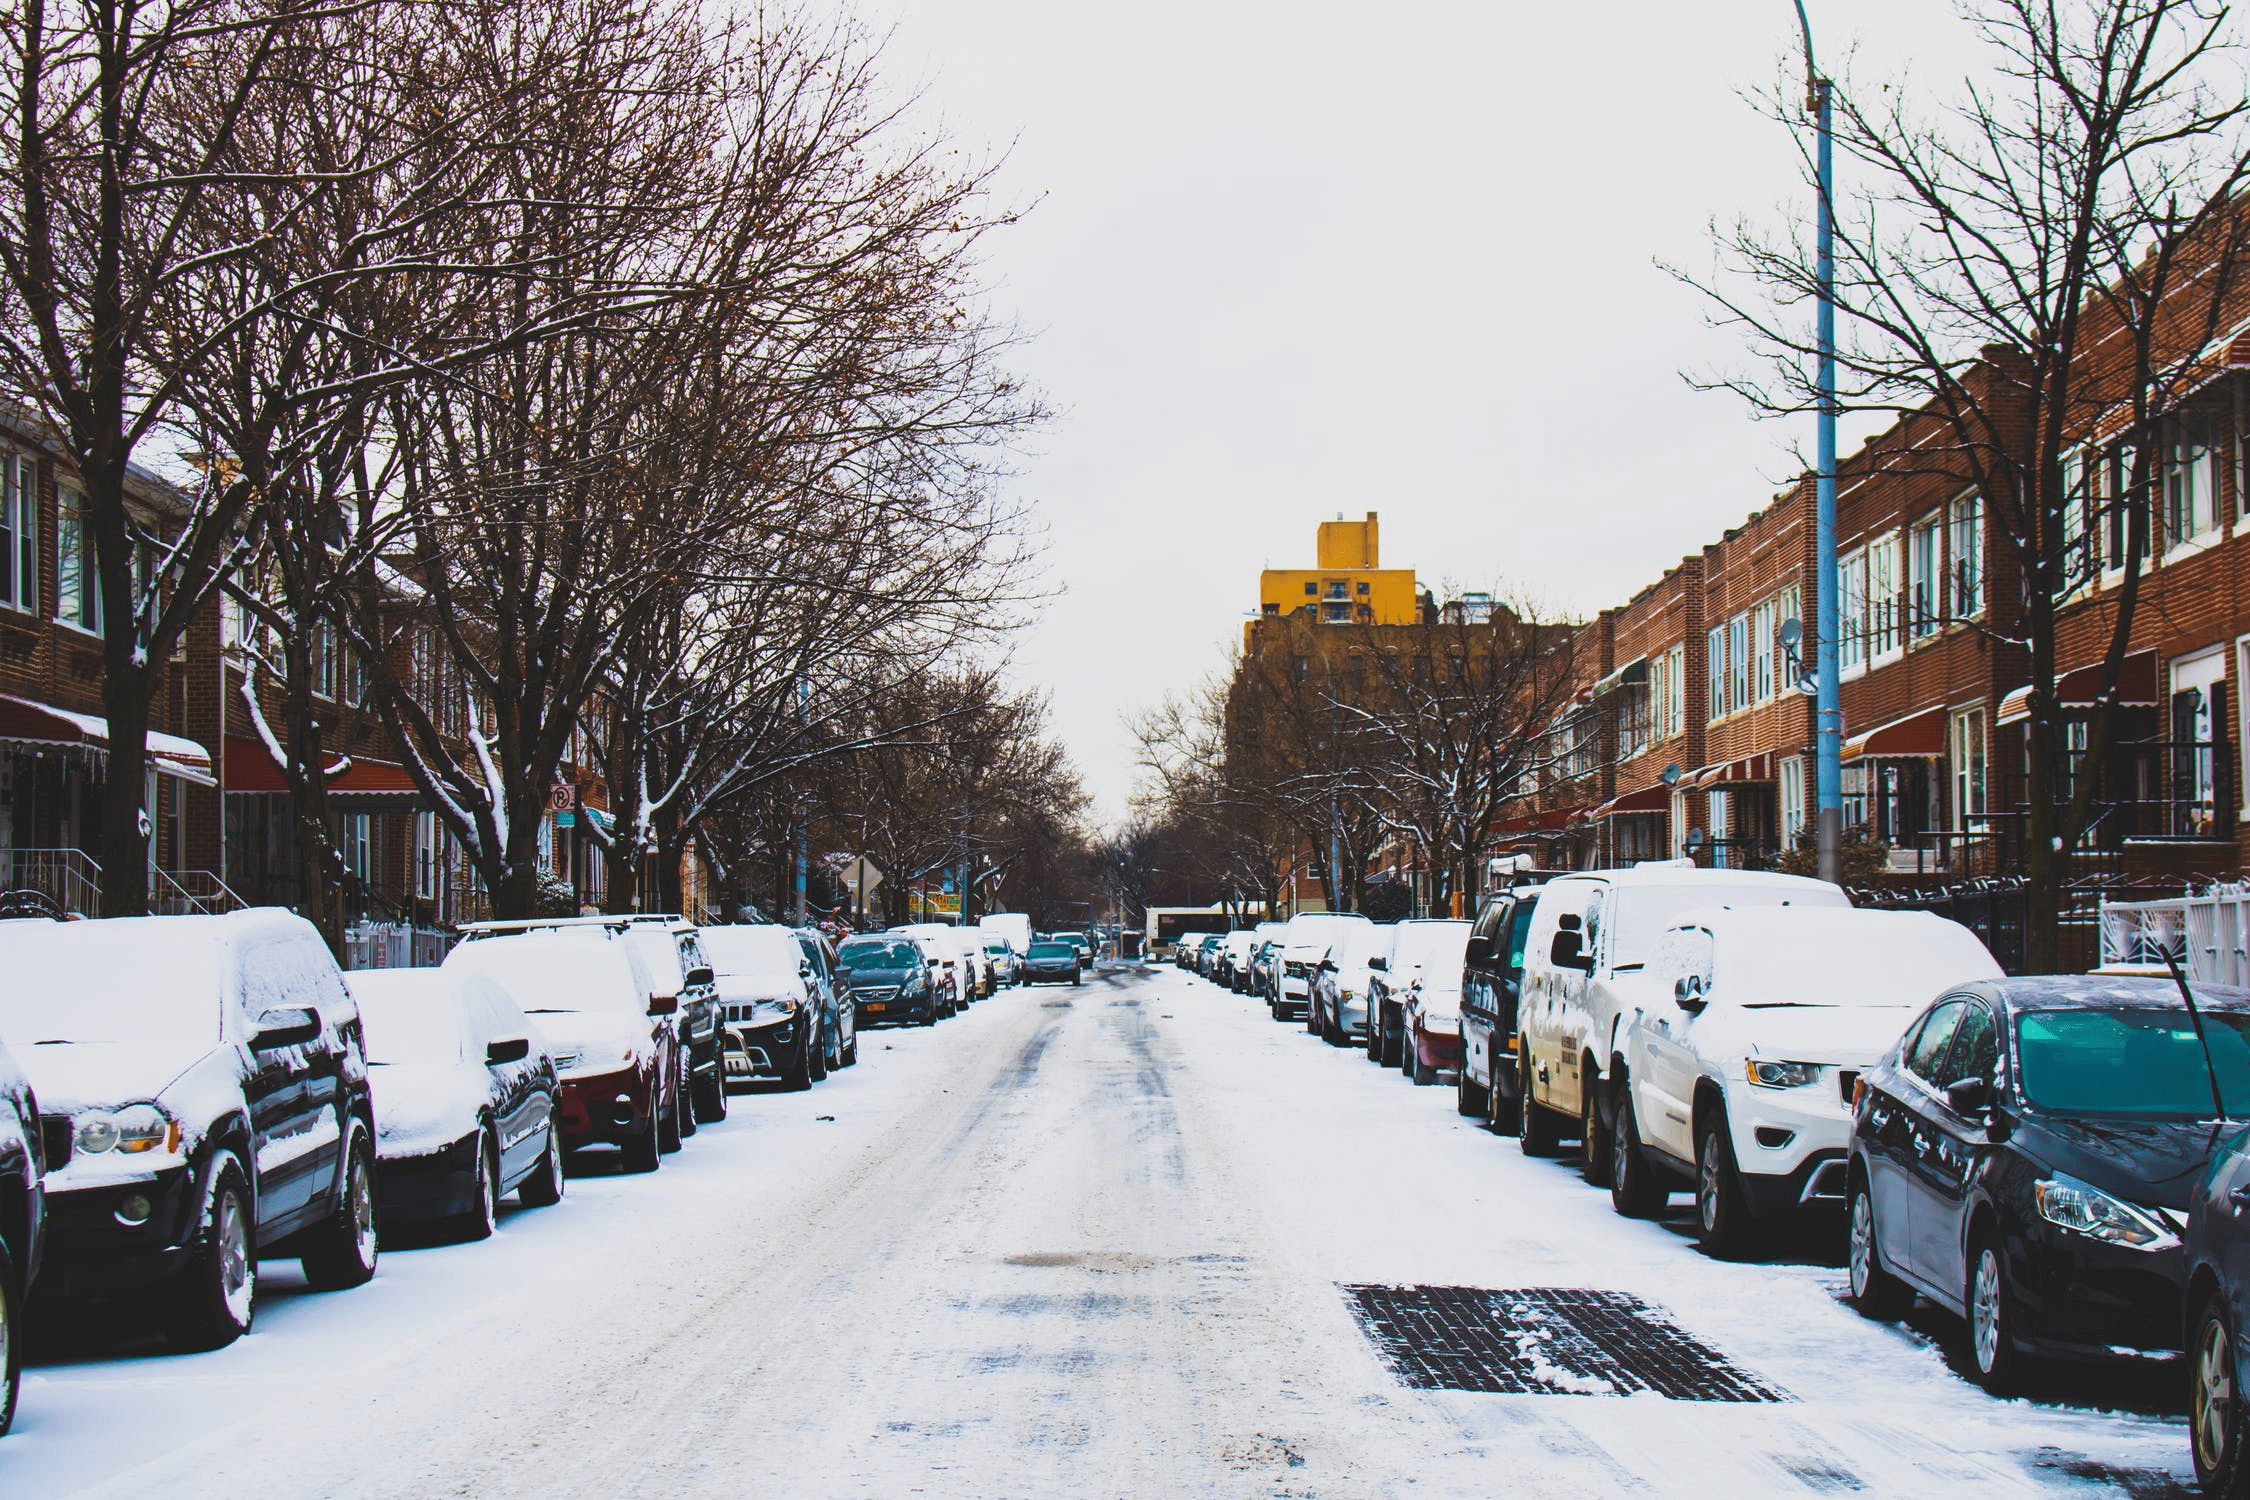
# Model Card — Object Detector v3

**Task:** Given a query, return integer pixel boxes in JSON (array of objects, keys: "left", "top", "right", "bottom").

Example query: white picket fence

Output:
[{"left": 2099, "top": 884, "right": 2250, "bottom": 986}]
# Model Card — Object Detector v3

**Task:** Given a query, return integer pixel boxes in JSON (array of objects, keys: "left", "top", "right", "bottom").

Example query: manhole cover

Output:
[{"left": 1342, "top": 1285, "right": 1787, "bottom": 1402}]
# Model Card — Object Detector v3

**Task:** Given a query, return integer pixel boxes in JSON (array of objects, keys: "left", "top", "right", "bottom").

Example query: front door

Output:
[{"left": 1916, "top": 999, "right": 2000, "bottom": 1299}]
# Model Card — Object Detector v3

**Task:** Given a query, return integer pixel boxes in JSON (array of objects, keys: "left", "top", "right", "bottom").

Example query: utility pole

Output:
[
  {"left": 1795, "top": 0, "right": 1844, "bottom": 887},
  {"left": 793, "top": 674, "right": 809, "bottom": 925}
]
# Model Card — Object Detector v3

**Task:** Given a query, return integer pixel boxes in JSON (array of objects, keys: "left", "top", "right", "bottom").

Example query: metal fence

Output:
[
  {"left": 1846, "top": 875, "right": 2166, "bottom": 975},
  {"left": 2099, "top": 884, "right": 2250, "bottom": 986}
]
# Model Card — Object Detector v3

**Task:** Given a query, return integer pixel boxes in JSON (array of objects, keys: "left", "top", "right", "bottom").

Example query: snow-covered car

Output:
[
  {"left": 1309, "top": 922, "right": 1394, "bottom": 1046},
  {"left": 1381, "top": 920, "right": 1474, "bottom": 1087},
  {"left": 0, "top": 1033, "right": 47, "bottom": 1435},
  {"left": 977, "top": 912, "right": 1032, "bottom": 957},
  {"left": 347, "top": 968, "right": 566, "bottom": 1241},
  {"left": 444, "top": 926, "right": 679, "bottom": 1172},
  {"left": 1021, "top": 941, "right": 1082, "bottom": 986},
  {"left": 897, "top": 924, "right": 979, "bottom": 1005},
  {"left": 1218, "top": 929, "right": 1259, "bottom": 990},
  {"left": 794, "top": 927, "right": 856, "bottom": 1066},
  {"left": 836, "top": 934, "right": 943, "bottom": 1024},
  {"left": 1268, "top": 912, "right": 1374, "bottom": 1021},
  {"left": 0, "top": 909, "right": 379, "bottom": 1351},
  {"left": 1515, "top": 866, "right": 1849, "bottom": 1181},
  {"left": 617, "top": 917, "right": 726, "bottom": 1129},
  {"left": 1610, "top": 907, "right": 2002, "bottom": 1252},
  {"left": 1455, "top": 884, "right": 1546, "bottom": 1129},
  {"left": 982, "top": 939, "right": 1021, "bottom": 987},
  {"left": 701, "top": 924, "right": 836, "bottom": 1089},
  {"left": 1245, "top": 924, "right": 1287, "bottom": 996}
]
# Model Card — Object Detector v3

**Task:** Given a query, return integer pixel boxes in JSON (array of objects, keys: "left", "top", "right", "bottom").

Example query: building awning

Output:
[
  {"left": 1591, "top": 782, "right": 1675, "bottom": 818},
  {"left": 1693, "top": 751, "right": 1778, "bottom": 788},
  {"left": 1995, "top": 649, "right": 2161, "bottom": 727},
  {"left": 222, "top": 737, "right": 421, "bottom": 797},
  {"left": 1591, "top": 657, "right": 1649, "bottom": 698},
  {"left": 1841, "top": 706, "right": 1947, "bottom": 761},
  {"left": 1491, "top": 806, "right": 1586, "bottom": 835},
  {"left": 0, "top": 694, "right": 213, "bottom": 785}
]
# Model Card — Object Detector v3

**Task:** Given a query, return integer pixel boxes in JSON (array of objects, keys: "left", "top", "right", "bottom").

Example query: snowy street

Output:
[{"left": 8, "top": 962, "right": 2202, "bottom": 1499}]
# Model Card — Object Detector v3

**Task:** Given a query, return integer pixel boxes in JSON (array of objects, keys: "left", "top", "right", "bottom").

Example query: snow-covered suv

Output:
[
  {"left": 1268, "top": 912, "right": 1374, "bottom": 1022},
  {"left": 1609, "top": 906, "right": 2001, "bottom": 1254},
  {"left": 1515, "top": 865, "right": 1848, "bottom": 1181}
]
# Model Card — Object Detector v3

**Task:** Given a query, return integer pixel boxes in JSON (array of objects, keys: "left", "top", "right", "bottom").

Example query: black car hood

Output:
[
  {"left": 849, "top": 967, "right": 917, "bottom": 986},
  {"left": 2016, "top": 1112, "right": 2230, "bottom": 1212}
]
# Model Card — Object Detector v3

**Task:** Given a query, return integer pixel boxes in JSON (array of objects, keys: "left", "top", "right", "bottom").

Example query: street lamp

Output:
[{"left": 1793, "top": 0, "right": 1844, "bottom": 887}]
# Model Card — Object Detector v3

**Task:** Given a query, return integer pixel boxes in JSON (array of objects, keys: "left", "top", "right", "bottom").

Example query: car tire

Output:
[
  {"left": 1968, "top": 1231, "right": 2028, "bottom": 1395},
  {"left": 164, "top": 1152, "right": 257, "bottom": 1351},
  {"left": 1410, "top": 1027, "right": 1436, "bottom": 1086},
  {"left": 2193, "top": 1295, "right": 2250, "bottom": 1496},
  {"left": 1382, "top": 1010, "right": 1404, "bottom": 1069},
  {"left": 518, "top": 1123, "right": 566, "bottom": 1208},
  {"left": 809, "top": 1027, "right": 831, "bottom": 1082},
  {"left": 784, "top": 1038, "right": 815, "bottom": 1091},
  {"left": 621, "top": 1115, "right": 661, "bottom": 1173},
  {"left": 1365, "top": 1006, "right": 1383, "bottom": 1061},
  {"left": 693, "top": 1061, "right": 729, "bottom": 1124},
  {"left": 920, "top": 1005, "right": 938, "bottom": 1027},
  {"left": 1694, "top": 1113, "right": 1754, "bottom": 1259},
  {"left": 1456, "top": 1061, "right": 1487, "bottom": 1117},
  {"left": 1519, "top": 1052, "right": 1561, "bottom": 1156},
  {"left": 1580, "top": 1068, "right": 1612, "bottom": 1188},
  {"left": 1609, "top": 1084, "right": 1666, "bottom": 1218},
  {"left": 449, "top": 1128, "right": 500, "bottom": 1243},
  {"left": 301, "top": 1123, "right": 380, "bottom": 1292},
  {"left": 0, "top": 1238, "right": 18, "bottom": 1437},
  {"left": 657, "top": 1072, "right": 685, "bottom": 1154},
  {"left": 1847, "top": 1178, "right": 1911, "bottom": 1320},
  {"left": 842, "top": 1035, "right": 859, "bottom": 1067},
  {"left": 675, "top": 1053, "right": 699, "bottom": 1139},
  {"left": 1488, "top": 1064, "right": 1522, "bottom": 1135}
]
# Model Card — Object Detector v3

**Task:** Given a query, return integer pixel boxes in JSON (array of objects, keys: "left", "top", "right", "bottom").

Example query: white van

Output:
[{"left": 1514, "top": 866, "right": 1848, "bottom": 1178}]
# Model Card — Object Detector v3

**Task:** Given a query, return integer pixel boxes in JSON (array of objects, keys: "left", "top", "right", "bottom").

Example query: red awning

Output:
[
  {"left": 1591, "top": 783, "right": 1674, "bottom": 818},
  {"left": 222, "top": 737, "right": 421, "bottom": 796},
  {"left": 1842, "top": 706, "right": 1947, "bottom": 761},
  {"left": 1491, "top": 806, "right": 1586, "bottom": 835},
  {"left": 1693, "top": 751, "right": 1778, "bottom": 788},
  {"left": 1996, "top": 649, "right": 2161, "bottom": 727},
  {"left": 0, "top": 694, "right": 213, "bottom": 784}
]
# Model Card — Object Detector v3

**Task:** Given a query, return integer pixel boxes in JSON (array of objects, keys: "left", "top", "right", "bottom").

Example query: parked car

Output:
[
  {"left": 983, "top": 939, "right": 1021, "bottom": 987},
  {"left": 701, "top": 924, "right": 835, "bottom": 1088},
  {"left": 1848, "top": 974, "right": 2249, "bottom": 1394},
  {"left": 2183, "top": 1120, "right": 2250, "bottom": 1494},
  {"left": 1455, "top": 883, "right": 1546, "bottom": 1129},
  {"left": 1391, "top": 920, "right": 1475, "bottom": 1087},
  {"left": 1309, "top": 922, "right": 1394, "bottom": 1046},
  {"left": 1193, "top": 932, "right": 1225, "bottom": 980},
  {"left": 617, "top": 917, "right": 726, "bottom": 1128},
  {"left": 347, "top": 968, "right": 566, "bottom": 1241},
  {"left": 796, "top": 927, "right": 857, "bottom": 1066},
  {"left": 977, "top": 912, "right": 1033, "bottom": 957},
  {"left": 445, "top": 925, "right": 679, "bottom": 1171},
  {"left": 1269, "top": 912, "right": 1375, "bottom": 1021},
  {"left": 0, "top": 1034, "right": 47, "bottom": 1435},
  {"left": 1238, "top": 922, "right": 1285, "bottom": 994},
  {"left": 898, "top": 924, "right": 978, "bottom": 1007},
  {"left": 1610, "top": 907, "right": 2001, "bottom": 1253},
  {"left": 1021, "top": 940, "right": 1083, "bottom": 986},
  {"left": 1246, "top": 930, "right": 1286, "bottom": 996},
  {"left": 0, "top": 909, "right": 379, "bottom": 1352},
  {"left": 836, "top": 934, "right": 944, "bottom": 1024},
  {"left": 1055, "top": 932, "right": 1092, "bottom": 971},
  {"left": 1515, "top": 866, "right": 1848, "bottom": 1182}
]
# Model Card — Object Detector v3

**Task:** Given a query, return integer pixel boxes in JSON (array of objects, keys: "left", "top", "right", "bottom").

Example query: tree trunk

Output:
[{"left": 98, "top": 664, "right": 152, "bottom": 918}]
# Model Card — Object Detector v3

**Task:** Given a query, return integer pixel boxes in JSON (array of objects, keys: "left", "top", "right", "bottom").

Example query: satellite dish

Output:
[
  {"left": 1660, "top": 763, "right": 1683, "bottom": 785},
  {"left": 1683, "top": 828, "right": 1707, "bottom": 851},
  {"left": 1779, "top": 618, "right": 1802, "bottom": 650}
]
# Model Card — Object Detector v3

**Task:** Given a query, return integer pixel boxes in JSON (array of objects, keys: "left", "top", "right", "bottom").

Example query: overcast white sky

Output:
[{"left": 852, "top": 0, "right": 1972, "bottom": 824}]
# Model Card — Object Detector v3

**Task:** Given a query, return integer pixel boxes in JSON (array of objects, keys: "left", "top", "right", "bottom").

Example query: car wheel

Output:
[
  {"left": 0, "top": 1238, "right": 17, "bottom": 1436},
  {"left": 165, "top": 1152, "right": 256, "bottom": 1351},
  {"left": 301, "top": 1123, "right": 380, "bottom": 1291},
  {"left": 450, "top": 1128, "right": 500, "bottom": 1243},
  {"left": 1580, "top": 1068, "right": 1612, "bottom": 1188},
  {"left": 842, "top": 1035, "right": 859, "bottom": 1067},
  {"left": 518, "top": 1123, "right": 567, "bottom": 1208},
  {"left": 920, "top": 1004, "right": 938, "bottom": 1027},
  {"left": 1456, "top": 1059, "right": 1487, "bottom": 1117},
  {"left": 1487, "top": 1062, "right": 1522, "bottom": 1135},
  {"left": 621, "top": 1114, "right": 662, "bottom": 1173},
  {"left": 1519, "top": 1051, "right": 1561, "bottom": 1156},
  {"left": 1365, "top": 1006, "right": 1383, "bottom": 1061},
  {"left": 1968, "top": 1232, "right": 2027, "bottom": 1394},
  {"left": 1847, "top": 1178, "right": 1911, "bottom": 1320},
  {"left": 693, "top": 1059, "right": 729, "bottom": 1124},
  {"left": 1694, "top": 1113, "right": 1754, "bottom": 1259},
  {"left": 785, "top": 1037, "right": 815, "bottom": 1091},
  {"left": 809, "top": 1027, "right": 831, "bottom": 1082},
  {"left": 1410, "top": 1027, "right": 1436, "bottom": 1086},
  {"left": 675, "top": 1062, "right": 698, "bottom": 1140},
  {"left": 2194, "top": 1296, "right": 2250, "bottom": 1495},
  {"left": 1609, "top": 1084, "right": 1666, "bottom": 1218}
]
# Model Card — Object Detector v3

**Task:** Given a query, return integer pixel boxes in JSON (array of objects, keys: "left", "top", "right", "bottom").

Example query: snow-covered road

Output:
[{"left": 7, "top": 963, "right": 2199, "bottom": 1497}]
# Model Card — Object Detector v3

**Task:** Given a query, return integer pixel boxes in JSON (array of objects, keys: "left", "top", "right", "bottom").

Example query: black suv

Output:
[
  {"left": 0, "top": 909, "right": 379, "bottom": 1351},
  {"left": 1456, "top": 882, "right": 1545, "bottom": 1132},
  {"left": 0, "top": 1031, "right": 48, "bottom": 1435}
]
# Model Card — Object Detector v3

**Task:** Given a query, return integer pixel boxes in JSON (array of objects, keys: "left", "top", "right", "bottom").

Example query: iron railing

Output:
[{"left": 2099, "top": 883, "right": 2250, "bottom": 986}]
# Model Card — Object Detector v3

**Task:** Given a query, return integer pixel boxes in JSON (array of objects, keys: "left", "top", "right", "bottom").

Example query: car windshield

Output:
[
  {"left": 1288, "top": 915, "right": 1369, "bottom": 949},
  {"left": 1028, "top": 943, "right": 1073, "bottom": 959},
  {"left": 351, "top": 974, "right": 465, "bottom": 1065},
  {"left": 2015, "top": 1007, "right": 2250, "bottom": 1118},
  {"left": 621, "top": 926, "right": 686, "bottom": 990},
  {"left": 839, "top": 940, "right": 920, "bottom": 969},
  {"left": 0, "top": 918, "right": 226, "bottom": 1045},
  {"left": 1391, "top": 921, "right": 1471, "bottom": 973},
  {"left": 1607, "top": 884, "right": 1841, "bottom": 968},
  {"left": 700, "top": 926, "right": 804, "bottom": 977},
  {"left": 1507, "top": 901, "right": 1538, "bottom": 972},
  {"left": 986, "top": 943, "right": 1011, "bottom": 955},
  {"left": 446, "top": 932, "right": 642, "bottom": 1015}
]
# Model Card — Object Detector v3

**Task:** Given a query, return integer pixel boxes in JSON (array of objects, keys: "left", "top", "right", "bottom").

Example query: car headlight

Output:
[
  {"left": 2033, "top": 1174, "right": 2173, "bottom": 1248},
  {"left": 555, "top": 1047, "right": 635, "bottom": 1078},
  {"left": 1744, "top": 1059, "right": 1822, "bottom": 1090},
  {"left": 901, "top": 974, "right": 927, "bottom": 998},
  {"left": 75, "top": 1103, "right": 179, "bottom": 1156}
]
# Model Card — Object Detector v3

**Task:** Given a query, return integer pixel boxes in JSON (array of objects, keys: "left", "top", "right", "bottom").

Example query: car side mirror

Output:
[
  {"left": 486, "top": 1036, "right": 532, "bottom": 1066},
  {"left": 251, "top": 1006, "right": 321, "bottom": 1050},
  {"left": 798, "top": 960, "right": 814, "bottom": 978},
  {"left": 1549, "top": 930, "right": 1587, "bottom": 970},
  {"left": 1368, "top": 956, "right": 1388, "bottom": 971},
  {"left": 834, "top": 965, "right": 852, "bottom": 983},
  {"left": 684, "top": 966, "right": 714, "bottom": 989},
  {"left": 1318, "top": 958, "right": 1338, "bottom": 973},
  {"left": 1673, "top": 974, "right": 1706, "bottom": 1013},
  {"left": 647, "top": 993, "right": 679, "bottom": 1017},
  {"left": 1945, "top": 1076, "right": 1993, "bottom": 1116},
  {"left": 1463, "top": 935, "right": 1494, "bottom": 966}
]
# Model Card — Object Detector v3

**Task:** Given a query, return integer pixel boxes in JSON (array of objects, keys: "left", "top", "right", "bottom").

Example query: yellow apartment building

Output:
[{"left": 1253, "top": 512, "right": 1421, "bottom": 637}]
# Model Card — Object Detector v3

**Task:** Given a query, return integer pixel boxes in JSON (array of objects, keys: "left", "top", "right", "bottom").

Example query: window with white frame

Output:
[
  {"left": 340, "top": 812, "right": 372, "bottom": 884},
  {"left": 2101, "top": 445, "right": 2137, "bottom": 573},
  {"left": 1648, "top": 652, "right": 1668, "bottom": 746},
  {"left": 311, "top": 617, "right": 339, "bottom": 700},
  {"left": 1663, "top": 645, "right": 1685, "bottom": 736},
  {"left": 414, "top": 811, "right": 442, "bottom": 900},
  {"left": 1729, "top": 613, "right": 1750, "bottom": 710},
  {"left": 1908, "top": 513, "right": 1941, "bottom": 635},
  {"left": 1950, "top": 493, "right": 1985, "bottom": 615},
  {"left": 1753, "top": 599, "right": 1776, "bottom": 701},
  {"left": 0, "top": 453, "right": 33, "bottom": 613},
  {"left": 1838, "top": 549, "right": 1868, "bottom": 673},
  {"left": 1780, "top": 755, "right": 1806, "bottom": 849},
  {"left": 1950, "top": 707, "right": 1987, "bottom": 828},
  {"left": 2061, "top": 450, "right": 2094, "bottom": 597},
  {"left": 1868, "top": 531, "right": 1901, "bottom": 657},
  {"left": 1706, "top": 625, "right": 1726, "bottom": 719},
  {"left": 2164, "top": 411, "right": 2220, "bottom": 549},
  {"left": 55, "top": 486, "right": 98, "bottom": 633},
  {"left": 1775, "top": 583, "right": 1802, "bottom": 690}
]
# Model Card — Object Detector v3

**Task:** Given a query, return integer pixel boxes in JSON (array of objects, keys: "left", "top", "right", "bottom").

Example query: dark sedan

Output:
[
  {"left": 348, "top": 969, "right": 566, "bottom": 1242},
  {"left": 1021, "top": 942, "right": 1082, "bottom": 986},
  {"left": 1847, "top": 974, "right": 2250, "bottom": 1394},
  {"left": 0, "top": 1034, "right": 47, "bottom": 1436},
  {"left": 838, "top": 936, "right": 942, "bottom": 1024}
]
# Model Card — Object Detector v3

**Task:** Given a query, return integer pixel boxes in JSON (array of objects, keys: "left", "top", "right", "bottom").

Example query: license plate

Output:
[{"left": 865, "top": 1002, "right": 887, "bottom": 1013}]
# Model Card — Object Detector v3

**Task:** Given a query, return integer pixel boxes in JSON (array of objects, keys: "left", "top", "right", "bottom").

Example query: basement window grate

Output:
[{"left": 1341, "top": 1284, "right": 1788, "bottom": 1402}]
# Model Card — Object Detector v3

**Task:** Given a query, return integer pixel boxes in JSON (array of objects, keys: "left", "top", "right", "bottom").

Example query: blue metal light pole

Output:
[{"left": 1794, "top": 1, "right": 1843, "bottom": 886}]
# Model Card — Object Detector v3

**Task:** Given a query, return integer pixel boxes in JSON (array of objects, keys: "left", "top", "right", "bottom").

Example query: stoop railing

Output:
[{"left": 2100, "top": 883, "right": 2250, "bottom": 986}]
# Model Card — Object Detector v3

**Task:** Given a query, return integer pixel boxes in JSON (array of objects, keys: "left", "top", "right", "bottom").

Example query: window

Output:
[
  {"left": 311, "top": 618, "right": 339, "bottom": 700},
  {"left": 1780, "top": 755, "right": 1806, "bottom": 849},
  {"left": 1937, "top": 1002, "right": 1998, "bottom": 1089},
  {"left": 2165, "top": 412, "right": 2219, "bottom": 550},
  {"left": 1775, "top": 583, "right": 1802, "bottom": 691},
  {"left": 1950, "top": 494, "right": 1985, "bottom": 616},
  {"left": 1709, "top": 785, "right": 1730, "bottom": 868},
  {"left": 1838, "top": 550, "right": 1868, "bottom": 673},
  {"left": 55, "top": 486, "right": 98, "bottom": 632},
  {"left": 1729, "top": 613, "right": 1750, "bottom": 710},
  {"left": 0, "top": 453, "right": 33, "bottom": 613},
  {"left": 2061, "top": 450, "right": 2094, "bottom": 597},
  {"left": 1904, "top": 1000, "right": 1967, "bottom": 1081},
  {"left": 1908, "top": 513, "right": 1941, "bottom": 635},
  {"left": 339, "top": 812, "right": 372, "bottom": 884},
  {"left": 1302, "top": 581, "right": 1316, "bottom": 596},
  {"left": 1706, "top": 625, "right": 1726, "bottom": 719},
  {"left": 2102, "top": 444, "right": 2138, "bottom": 573},
  {"left": 1617, "top": 678, "right": 1649, "bottom": 760},
  {"left": 1951, "top": 707, "right": 1986, "bottom": 828},
  {"left": 1753, "top": 599, "right": 1776, "bottom": 701},
  {"left": 414, "top": 812, "right": 442, "bottom": 901},
  {"left": 1867, "top": 531, "right": 1900, "bottom": 657},
  {"left": 1663, "top": 646, "right": 1685, "bottom": 737}
]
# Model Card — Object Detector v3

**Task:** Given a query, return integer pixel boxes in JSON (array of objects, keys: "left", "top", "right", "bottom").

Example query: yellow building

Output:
[{"left": 1254, "top": 512, "right": 1421, "bottom": 635}]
